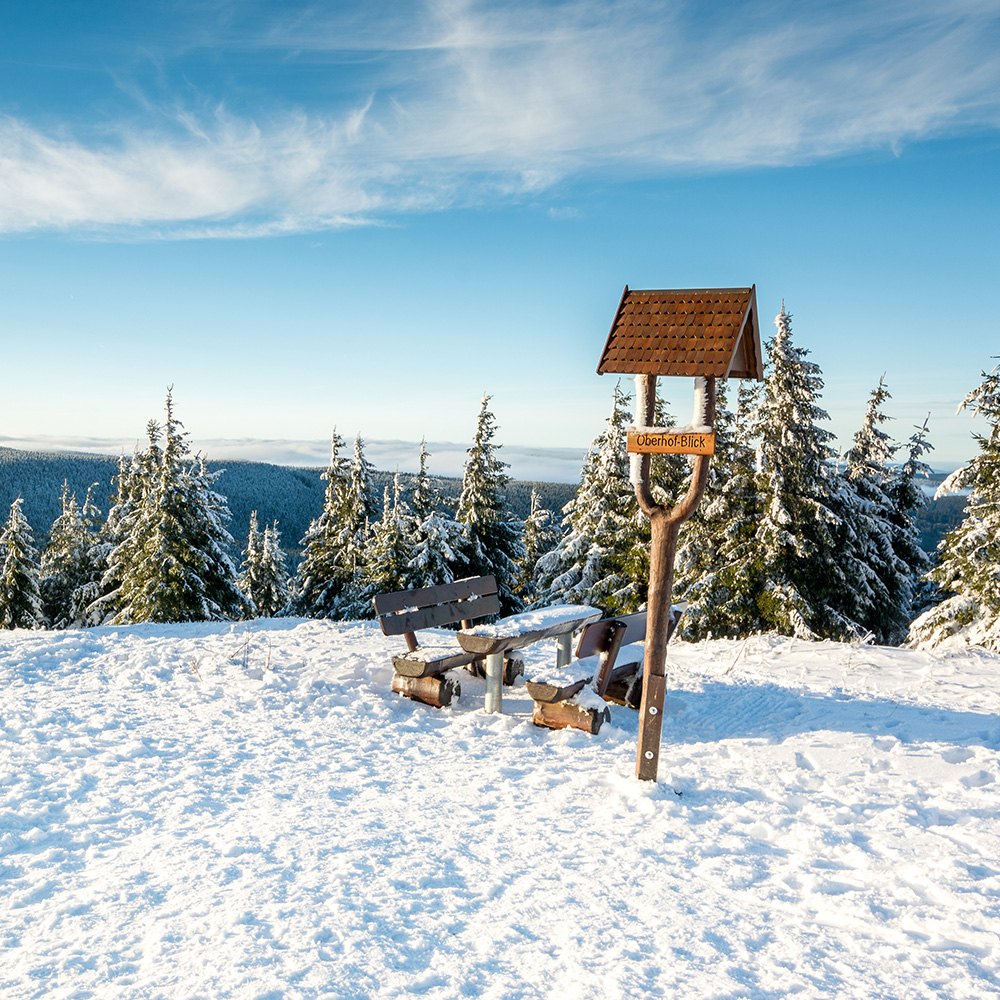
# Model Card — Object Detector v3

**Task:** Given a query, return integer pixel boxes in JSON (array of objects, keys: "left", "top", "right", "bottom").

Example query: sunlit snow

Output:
[{"left": 2, "top": 621, "right": 999, "bottom": 998}]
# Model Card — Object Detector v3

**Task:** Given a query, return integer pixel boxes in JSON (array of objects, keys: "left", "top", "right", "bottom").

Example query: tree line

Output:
[
  {"left": 0, "top": 390, "right": 538, "bottom": 628},
  {"left": 1, "top": 307, "right": 998, "bottom": 650}
]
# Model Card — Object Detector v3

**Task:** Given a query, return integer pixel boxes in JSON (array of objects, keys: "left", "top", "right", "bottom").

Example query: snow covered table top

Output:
[{"left": 457, "top": 605, "right": 602, "bottom": 656}]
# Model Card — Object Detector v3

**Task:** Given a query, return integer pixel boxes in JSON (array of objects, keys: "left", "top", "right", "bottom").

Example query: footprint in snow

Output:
[{"left": 960, "top": 770, "right": 994, "bottom": 788}]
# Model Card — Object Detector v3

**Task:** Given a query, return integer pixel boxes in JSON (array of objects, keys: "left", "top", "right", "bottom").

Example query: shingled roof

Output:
[{"left": 597, "top": 286, "right": 763, "bottom": 380}]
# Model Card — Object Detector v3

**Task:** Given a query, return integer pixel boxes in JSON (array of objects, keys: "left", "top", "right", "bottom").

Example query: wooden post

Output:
[
  {"left": 633, "top": 374, "right": 716, "bottom": 781},
  {"left": 484, "top": 652, "right": 504, "bottom": 714}
]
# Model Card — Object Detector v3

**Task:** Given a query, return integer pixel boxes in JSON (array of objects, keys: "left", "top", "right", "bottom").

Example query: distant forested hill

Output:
[
  {"left": 0, "top": 447, "right": 576, "bottom": 558},
  {"left": 1, "top": 445, "right": 961, "bottom": 561},
  {"left": 912, "top": 494, "right": 968, "bottom": 555}
]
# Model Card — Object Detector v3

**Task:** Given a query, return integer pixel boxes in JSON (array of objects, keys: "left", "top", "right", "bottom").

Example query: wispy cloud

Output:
[{"left": 1, "top": 0, "right": 997, "bottom": 237}]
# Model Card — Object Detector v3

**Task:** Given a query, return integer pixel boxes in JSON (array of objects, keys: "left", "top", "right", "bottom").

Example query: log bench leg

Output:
[
  {"left": 467, "top": 654, "right": 522, "bottom": 684},
  {"left": 392, "top": 673, "right": 460, "bottom": 708},
  {"left": 604, "top": 664, "right": 643, "bottom": 709},
  {"left": 532, "top": 700, "right": 611, "bottom": 735},
  {"left": 484, "top": 652, "right": 504, "bottom": 714},
  {"left": 503, "top": 651, "right": 524, "bottom": 686}
]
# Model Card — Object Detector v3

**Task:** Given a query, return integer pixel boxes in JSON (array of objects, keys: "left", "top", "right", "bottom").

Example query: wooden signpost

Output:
[{"left": 597, "top": 286, "right": 763, "bottom": 781}]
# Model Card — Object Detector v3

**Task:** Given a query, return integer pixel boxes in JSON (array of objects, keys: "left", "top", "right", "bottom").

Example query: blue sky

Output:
[{"left": 1, "top": 0, "right": 998, "bottom": 479}]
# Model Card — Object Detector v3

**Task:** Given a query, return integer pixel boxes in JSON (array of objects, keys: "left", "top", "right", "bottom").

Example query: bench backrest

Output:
[
  {"left": 575, "top": 605, "right": 684, "bottom": 658},
  {"left": 575, "top": 610, "right": 648, "bottom": 659},
  {"left": 373, "top": 575, "right": 500, "bottom": 638},
  {"left": 577, "top": 606, "right": 684, "bottom": 695}
]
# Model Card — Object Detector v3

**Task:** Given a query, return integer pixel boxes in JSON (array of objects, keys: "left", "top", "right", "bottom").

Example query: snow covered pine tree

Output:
[
  {"left": 910, "top": 362, "right": 1000, "bottom": 651},
  {"left": 534, "top": 381, "right": 641, "bottom": 614},
  {"left": 749, "top": 304, "right": 859, "bottom": 639},
  {"left": 840, "top": 378, "right": 925, "bottom": 644},
  {"left": 0, "top": 497, "right": 44, "bottom": 629},
  {"left": 291, "top": 432, "right": 361, "bottom": 618},
  {"left": 887, "top": 415, "right": 935, "bottom": 616},
  {"left": 363, "top": 473, "right": 417, "bottom": 599},
  {"left": 407, "top": 439, "right": 468, "bottom": 591},
  {"left": 103, "top": 391, "right": 247, "bottom": 624},
  {"left": 674, "top": 380, "right": 765, "bottom": 638},
  {"left": 240, "top": 511, "right": 290, "bottom": 617},
  {"left": 516, "top": 488, "right": 559, "bottom": 604},
  {"left": 40, "top": 482, "right": 104, "bottom": 628},
  {"left": 457, "top": 395, "right": 525, "bottom": 615}
]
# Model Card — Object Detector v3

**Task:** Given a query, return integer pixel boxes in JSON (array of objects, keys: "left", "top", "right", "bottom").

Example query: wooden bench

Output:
[
  {"left": 457, "top": 604, "right": 603, "bottom": 713},
  {"left": 373, "top": 576, "right": 525, "bottom": 708},
  {"left": 526, "top": 606, "right": 683, "bottom": 733}
]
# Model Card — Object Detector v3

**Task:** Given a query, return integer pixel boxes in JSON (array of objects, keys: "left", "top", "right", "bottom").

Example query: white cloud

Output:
[{"left": 1, "top": 0, "right": 997, "bottom": 236}]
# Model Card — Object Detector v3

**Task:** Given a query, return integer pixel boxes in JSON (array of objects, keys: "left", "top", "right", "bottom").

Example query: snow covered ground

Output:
[{"left": 3, "top": 620, "right": 999, "bottom": 999}]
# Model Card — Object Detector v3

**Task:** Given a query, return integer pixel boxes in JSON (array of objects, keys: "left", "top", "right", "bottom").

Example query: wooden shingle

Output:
[{"left": 597, "top": 286, "right": 763, "bottom": 380}]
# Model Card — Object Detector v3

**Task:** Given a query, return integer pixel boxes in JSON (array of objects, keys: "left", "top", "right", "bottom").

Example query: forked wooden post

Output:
[
  {"left": 632, "top": 373, "right": 716, "bottom": 781},
  {"left": 596, "top": 285, "right": 763, "bottom": 780}
]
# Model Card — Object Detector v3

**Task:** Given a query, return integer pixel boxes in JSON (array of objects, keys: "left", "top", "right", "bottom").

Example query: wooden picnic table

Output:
[{"left": 457, "top": 605, "right": 602, "bottom": 714}]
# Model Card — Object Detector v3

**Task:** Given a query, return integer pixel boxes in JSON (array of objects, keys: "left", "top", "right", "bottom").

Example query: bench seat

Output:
[
  {"left": 526, "top": 646, "right": 644, "bottom": 703},
  {"left": 390, "top": 644, "right": 483, "bottom": 678}
]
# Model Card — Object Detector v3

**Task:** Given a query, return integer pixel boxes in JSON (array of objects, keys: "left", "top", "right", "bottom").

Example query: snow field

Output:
[{"left": 2, "top": 622, "right": 999, "bottom": 999}]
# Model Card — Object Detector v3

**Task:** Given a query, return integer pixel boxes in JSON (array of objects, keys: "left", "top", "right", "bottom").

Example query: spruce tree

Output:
[
  {"left": 410, "top": 439, "right": 437, "bottom": 523},
  {"left": 909, "top": 363, "right": 1000, "bottom": 650},
  {"left": 408, "top": 441, "right": 467, "bottom": 590},
  {"left": 534, "top": 382, "right": 643, "bottom": 615},
  {"left": 750, "top": 304, "right": 857, "bottom": 639},
  {"left": 326, "top": 432, "right": 380, "bottom": 617},
  {"left": 291, "top": 431, "right": 376, "bottom": 617},
  {"left": 363, "top": 474, "right": 417, "bottom": 600},
  {"left": 840, "top": 378, "right": 914, "bottom": 643},
  {"left": 0, "top": 497, "right": 44, "bottom": 630},
  {"left": 90, "top": 452, "right": 143, "bottom": 624},
  {"left": 107, "top": 392, "right": 247, "bottom": 623},
  {"left": 675, "top": 380, "right": 765, "bottom": 638},
  {"left": 239, "top": 510, "right": 265, "bottom": 616},
  {"left": 68, "top": 485, "right": 107, "bottom": 628},
  {"left": 40, "top": 482, "right": 103, "bottom": 628},
  {"left": 887, "top": 415, "right": 934, "bottom": 616},
  {"left": 260, "top": 522, "right": 290, "bottom": 616},
  {"left": 240, "top": 511, "right": 290, "bottom": 617},
  {"left": 40, "top": 483, "right": 85, "bottom": 628},
  {"left": 348, "top": 434, "right": 379, "bottom": 529},
  {"left": 291, "top": 432, "right": 354, "bottom": 617},
  {"left": 457, "top": 395, "right": 525, "bottom": 615},
  {"left": 517, "top": 489, "right": 559, "bottom": 604}
]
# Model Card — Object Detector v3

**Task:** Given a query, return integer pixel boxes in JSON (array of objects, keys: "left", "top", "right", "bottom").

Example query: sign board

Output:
[{"left": 627, "top": 429, "right": 715, "bottom": 456}]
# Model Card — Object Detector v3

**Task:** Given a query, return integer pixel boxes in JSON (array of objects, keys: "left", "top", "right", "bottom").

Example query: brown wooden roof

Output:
[{"left": 597, "top": 286, "right": 763, "bottom": 380}]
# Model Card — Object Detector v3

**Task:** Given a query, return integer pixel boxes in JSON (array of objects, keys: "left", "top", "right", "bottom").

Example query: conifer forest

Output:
[{"left": 2, "top": 308, "right": 998, "bottom": 652}]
